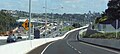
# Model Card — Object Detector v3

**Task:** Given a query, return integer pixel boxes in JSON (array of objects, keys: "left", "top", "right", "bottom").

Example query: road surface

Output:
[{"left": 28, "top": 30, "right": 120, "bottom": 54}]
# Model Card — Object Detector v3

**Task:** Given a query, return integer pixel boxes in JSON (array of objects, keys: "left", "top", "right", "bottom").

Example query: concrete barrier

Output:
[
  {"left": 79, "top": 38, "right": 120, "bottom": 50},
  {"left": 0, "top": 37, "right": 62, "bottom": 54},
  {"left": 78, "top": 28, "right": 120, "bottom": 50},
  {"left": 0, "top": 25, "right": 89, "bottom": 54},
  {"left": 0, "top": 36, "right": 29, "bottom": 40}
]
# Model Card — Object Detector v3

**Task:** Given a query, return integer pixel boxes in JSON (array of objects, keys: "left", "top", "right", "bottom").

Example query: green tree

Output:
[{"left": 105, "top": 0, "right": 120, "bottom": 20}]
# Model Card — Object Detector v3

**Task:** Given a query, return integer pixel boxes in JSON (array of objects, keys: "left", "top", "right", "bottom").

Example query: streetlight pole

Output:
[
  {"left": 51, "top": 10, "right": 54, "bottom": 23},
  {"left": 28, "top": 0, "right": 31, "bottom": 40},
  {"left": 45, "top": 0, "right": 47, "bottom": 38}
]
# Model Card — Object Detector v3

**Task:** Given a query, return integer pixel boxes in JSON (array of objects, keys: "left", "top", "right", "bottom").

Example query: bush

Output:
[
  {"left": 72, "top": 23, "right": 82, "bottom": 28},
  {"left": 89, "top": 32, "right": 120, "bottom": 39},
  {"left": 61, "top": 26, "right": 75, "bottom": 31}
]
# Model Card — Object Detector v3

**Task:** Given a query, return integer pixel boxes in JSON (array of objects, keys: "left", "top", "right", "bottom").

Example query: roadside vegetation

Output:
[
  {"left": 89, "top": 32, "right": 120, "bottom": 39},
  {"left": 0, "top": 10, "right": 16, "bottom": 32},
  {"left": 60, "top": 26, "right": 75, "bottom": 31},
  {"left": 81, "top": 30, "right": 120, "bottom": 39}
]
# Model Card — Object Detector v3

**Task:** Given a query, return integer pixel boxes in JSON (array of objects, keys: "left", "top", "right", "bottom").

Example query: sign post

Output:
[
  {"left": 116, "top": 19, "right": 118, "bottom": 38},
  {"left": 111, "top": 19, "right": 119, "bottom": 39}
]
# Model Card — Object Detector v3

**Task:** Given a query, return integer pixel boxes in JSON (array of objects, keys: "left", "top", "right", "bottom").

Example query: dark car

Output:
[
  {"left": 17, "top": 36, "right": 22, "bottom": 39},
  {"left": 7, "top": 35, "right": 17, "bottom": 43},
  {"left": 17, "top": 34, "right": 22, "bottom": 39}
]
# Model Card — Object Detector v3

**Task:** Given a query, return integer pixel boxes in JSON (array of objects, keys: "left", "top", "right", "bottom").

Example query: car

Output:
[
  {"left": 17, "top": 36, "right": 22, "bottom": 39},
  {"left": 17, "top": 34, "right": 22, "bottom": 39},
  {"left": 7, "top": 35, "right": 17, "bottom": 43}
]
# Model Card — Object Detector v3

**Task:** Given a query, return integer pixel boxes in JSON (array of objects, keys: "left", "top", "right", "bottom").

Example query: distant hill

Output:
[
  {"left": 0, "top": 9, "right": 101, "bottom": 32},
  {"left": 0, "top": 10, "right": 16, "bottom": 32}
]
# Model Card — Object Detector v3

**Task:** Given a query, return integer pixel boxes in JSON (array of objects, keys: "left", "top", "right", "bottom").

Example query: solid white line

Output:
[
  {"left": 65, "top": 33, "right": 70, "bottom": 39},
  {"left": 78, "top": 51, "right": 81, "bottom": 54},
  {"left": 41, "top": 42, "right": 54, "bottom": 54},
  {"left": 80, "top": 42, "right": 120, "bottom": 54}
]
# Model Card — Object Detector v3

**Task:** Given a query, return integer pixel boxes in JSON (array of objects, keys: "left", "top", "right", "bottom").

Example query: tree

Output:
[
  {"left": 95, "top": 0, "right": 120, "bottom": 24},
  {"left": 0, "top": 10, "right": 16, "bottom": 32},
  {"left": 105, "top": 0, "right": 120, "bottom": 20}
]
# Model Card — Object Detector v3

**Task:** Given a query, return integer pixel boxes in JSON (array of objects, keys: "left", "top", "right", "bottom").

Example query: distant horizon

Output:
[
  {"left": 0, "top": 0, "right": 109, "bottom": 14},
  {"left": 0, "top": 9, "right": 101, "bottom": 14}
]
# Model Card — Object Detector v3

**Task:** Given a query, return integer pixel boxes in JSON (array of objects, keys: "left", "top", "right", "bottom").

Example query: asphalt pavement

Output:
[{"left": 28, "top": 30, "right": 120, "bottom": 54}]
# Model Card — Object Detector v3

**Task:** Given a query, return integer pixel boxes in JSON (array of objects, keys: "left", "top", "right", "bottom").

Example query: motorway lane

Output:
[
  {"left": 28, "top": 30, "right": 120, "bottom": 54},
  {"left": 0, "top": 39, "right": 7, "bottom": 45},
  {"left": 0, "top": 38, "right": 26, "bottom": 45}
]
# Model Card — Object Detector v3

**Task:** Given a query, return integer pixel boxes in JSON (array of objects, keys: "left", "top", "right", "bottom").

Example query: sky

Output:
[{"left": 0, "top": 0, "right": 109, "bottom": 14}]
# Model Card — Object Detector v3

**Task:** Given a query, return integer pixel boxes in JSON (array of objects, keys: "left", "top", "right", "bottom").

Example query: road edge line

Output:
[{"left": 41, "top": 42, "right": 54, "bottom": 54}]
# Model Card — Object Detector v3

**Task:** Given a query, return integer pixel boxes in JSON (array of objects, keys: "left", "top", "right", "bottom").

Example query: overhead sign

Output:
[{"left": 22, "top": 19, "right": 32, "bottom": 31}]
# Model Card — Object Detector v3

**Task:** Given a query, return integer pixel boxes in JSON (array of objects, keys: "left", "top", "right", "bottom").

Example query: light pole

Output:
[
  {"left": 45, "top": 0, "right": 47, "bottom": 38},
  {"left": 43, "top": 7, "right": 63, "bottom": 25},
  {"left": 28, "top": 0, "right": 31, "bottom": 40}
]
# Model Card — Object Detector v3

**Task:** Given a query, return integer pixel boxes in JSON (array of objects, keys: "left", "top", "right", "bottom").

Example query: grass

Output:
[
  {"left": 60, "top": 26, "right": 75, "bottom": 31},
  {"left": 80, "top": 29, "right": 120, "bottom": 39},
  {"left": 89, "top": 32, "right": 120, "bottom": 39},
  {"left": 81, "top": 31, "right": 120, "bottom": 39}
]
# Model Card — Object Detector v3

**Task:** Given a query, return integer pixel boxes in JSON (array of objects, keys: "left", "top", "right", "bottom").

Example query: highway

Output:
[
  {"left": 0, "top": 25, "right": 63, "bottom": 46},
  {"left": 0, "top": 38, "right": 27, "bottom": 45},
  {"left": 28, "top": 30, "right": 120, "bottom": 54}
]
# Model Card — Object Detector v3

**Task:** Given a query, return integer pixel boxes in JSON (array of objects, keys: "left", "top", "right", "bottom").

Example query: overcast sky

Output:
[{"left": 0, "top": 0, "right": 109, "bottom": 14}]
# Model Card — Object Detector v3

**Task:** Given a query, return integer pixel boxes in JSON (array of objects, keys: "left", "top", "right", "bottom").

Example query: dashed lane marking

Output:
[{"left": 66, "top": 40, "right": 81, "bottom": 54}]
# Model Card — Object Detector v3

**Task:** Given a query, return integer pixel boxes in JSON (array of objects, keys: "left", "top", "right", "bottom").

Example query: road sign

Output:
[
  {"left": 22, "top": 19, "right": 32, "bottom": 31},
  {"left": 111, "top": 19, "right": 120, "bottom": 29}
]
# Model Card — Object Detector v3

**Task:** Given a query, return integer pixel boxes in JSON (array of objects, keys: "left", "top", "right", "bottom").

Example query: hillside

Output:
[{"left": 0, "top": 10, "right": 16, "bottom": 32}]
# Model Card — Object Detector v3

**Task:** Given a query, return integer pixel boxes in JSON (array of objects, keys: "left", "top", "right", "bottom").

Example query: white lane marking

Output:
[
  {"left": 74, "top": 48, "right": 77, "bottom": 51},
  {"left": 80, "top": 42, "right": 120, "bottom": 54},
  {"left": 65, "top": 31, "right": 77, "bottom": 39},
  {"left": 41, "top": 42, "right": 54, "bottom": 54},
  {"left": 76, "top": 33, "right": 78, "bottom": 41},
  {"left": 65, "top": 33, "right": 70, "bottom": 39},
  {"left": 78, "top": 51, "right": 81, "bottom": 54},
  {"left": 66, "top": 40, "right": 82, "bottom": 54}
]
